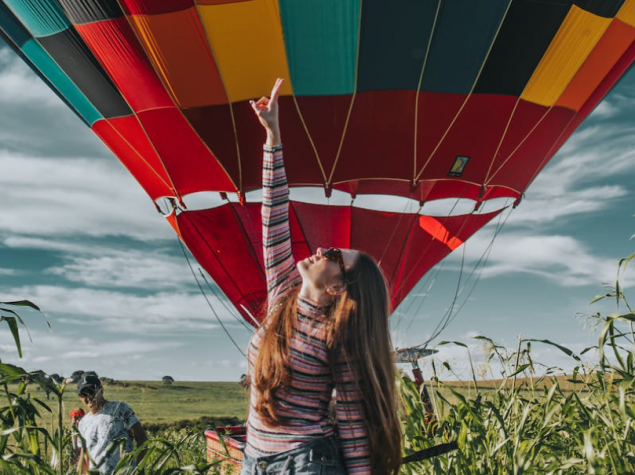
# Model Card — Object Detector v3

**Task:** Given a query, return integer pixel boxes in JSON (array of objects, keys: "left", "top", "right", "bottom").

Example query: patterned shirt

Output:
[
  {"left": 245, "top": 145, "right": 371, "bottom": 474},
  {"left": 78, "top": 401, "right": 139, "bottom": 474}
]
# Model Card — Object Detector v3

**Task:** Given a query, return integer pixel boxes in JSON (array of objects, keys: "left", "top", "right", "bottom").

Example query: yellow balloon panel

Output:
[
  {"left": 617, "top": 0, "right": 635, "bottom": 27},
  {"left": 521, "top": 6, "right": 611, "bottom": 107},
  {"left": 198, "top": 0, "right": 293, "bottom": 103}
]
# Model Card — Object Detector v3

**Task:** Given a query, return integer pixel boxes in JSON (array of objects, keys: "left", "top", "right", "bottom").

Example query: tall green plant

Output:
[
  {"left": 399, "top": 252, "right": 635, "bottom": 474},
  {"left": 0, "top": 300, "right": 224, "bottom": 474}
]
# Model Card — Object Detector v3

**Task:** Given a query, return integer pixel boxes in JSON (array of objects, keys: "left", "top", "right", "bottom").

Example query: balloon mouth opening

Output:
[{"left": 155, "top": 187, "right": 513, "bottom": 217}]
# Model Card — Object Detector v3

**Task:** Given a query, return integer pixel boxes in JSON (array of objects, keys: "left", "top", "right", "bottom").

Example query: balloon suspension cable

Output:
[
  {"left": 392, "top": 189, "right": 468, "bottom": 330},
  {"left": 417, "top": 238, "right": 468, "bottom": 346},
  {"left": 393, "top": 255, "right": 448, "bottom": 332},
  {"left": 198, "top": 270, "right": 254, "bottom": 333},
  {"left": 435, "top": 202, "right": 515, "bottom": 334},
  {"left": 408, "top": 205, "right": 508, "bottom": 346},
  {"left": 378, "top": 198, "right": 417, "bottom": 268},
  {"left": 176, "top": 238, "right": 246, "bottom": 358},
  {"left": 408, "top": 202, "right": 514, "bottom": 349}
]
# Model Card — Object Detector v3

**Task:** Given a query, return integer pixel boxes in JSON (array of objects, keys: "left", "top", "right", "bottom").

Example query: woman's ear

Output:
[{"left": 325, "top": 283, "right": 346, "bottom": 296}]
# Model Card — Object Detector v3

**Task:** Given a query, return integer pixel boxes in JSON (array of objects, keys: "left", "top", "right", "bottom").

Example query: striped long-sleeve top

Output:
[{"left": 245, "top": 144, "right": 371, "bottom": 474}]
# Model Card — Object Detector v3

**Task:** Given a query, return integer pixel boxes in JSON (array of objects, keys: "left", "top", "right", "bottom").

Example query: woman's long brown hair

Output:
[{"left": 253, "top": 252, "right": 402, "bottom": 474}]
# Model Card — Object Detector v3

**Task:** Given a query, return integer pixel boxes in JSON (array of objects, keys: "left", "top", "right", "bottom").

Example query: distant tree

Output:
[
  {"left": 162, "top": 376, "right": 175, "bottom": 385},
  {"left": 70, "top": 370, "right": 84, "bottom": 383},
  {"left": 70, "top": 370, "right": 98, "bottom": 383}
]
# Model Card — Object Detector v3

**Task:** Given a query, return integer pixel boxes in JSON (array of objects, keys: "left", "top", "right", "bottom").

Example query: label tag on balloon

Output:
[{"left": 448, "top": 156, "right": 469, "bottom": 177}]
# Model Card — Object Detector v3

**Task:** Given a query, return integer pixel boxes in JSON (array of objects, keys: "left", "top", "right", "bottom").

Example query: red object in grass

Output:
[{"left": 205, "top": 426, "right": 246, "bottom": 471}]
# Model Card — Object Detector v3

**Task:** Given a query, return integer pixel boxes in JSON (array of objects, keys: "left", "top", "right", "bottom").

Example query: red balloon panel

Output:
[{"left": 92, "top": 118, "right": 173, "bottom": 200}]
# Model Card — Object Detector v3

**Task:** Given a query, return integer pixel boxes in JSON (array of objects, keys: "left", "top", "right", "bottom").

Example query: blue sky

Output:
[{"left": 0, "top": 41, "right": 634, "bottom": 382}]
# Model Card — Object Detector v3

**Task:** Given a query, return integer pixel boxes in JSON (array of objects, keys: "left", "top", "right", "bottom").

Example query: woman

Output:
[{"left": 242, "top": 79, "right": 402, "bottom": 475}]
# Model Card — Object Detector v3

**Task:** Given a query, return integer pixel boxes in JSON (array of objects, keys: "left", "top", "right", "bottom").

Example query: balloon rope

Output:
[
  {"left": 487, "top": 109, "right": 576, "bottom": 187},
  {"left": 192, "top": 1, "right": 244, "bottom": 192},
  {"left": 437, "top": 204, "right": 514, "bottom": 332},
  {"left": 327, "top": 0, "right": 365, "bottom": 185},
  {"left": 198, "top": 269, "right": 254, "bottom": 333},
  {"left": 419, "top": 203, "right": 512, "bottom": 343},
  {"left": 484, "top": 105, "right": 553, "bottom": 185},
  {"left": 177, "top": 237, "right": 247, "bottom": 358},
  {"left": 57, "top": 0, "right": 186, "bottom": 202},
  {"left": 391, "top": 186, "right": 477, "bottom": 330},
  {"left": 289, "top": 96, "right": 327, "bottom": 183},
  {"left": 483, "top": 96, "right": 522, "bottom": 182},
  {"left": 486, "top": 9, "right": 613, "bottom": 186},
  {"left": 520, "top": 114, "right": 578, "bottom": 188},
  {"left": 391, "top": 248, "right": 445, "bottom": 331},
  {"left": 95, "top": 119, "right": 175, "bottom": 195},
  {"left": 5, "top": 0, "right": 185, "bottom": 199},
  {"left": 385, "top": 207, "right": 422, "bottom": 299},
  {"left": 391, "top": 188, "right": 469, "bottom": 330},
  {"left": 181, "top": 208, "right": 263, "bottom": 328},
  {"left": 394, "top": 184, "right": 470, "bottom": 299},
  {"left": 407, "top": 203, "right": 513, "bottom": 346},
  {"left": 413, "top": 0, "right": 444, "bottom": 179},
  {"left": 112, "top": 0, "right": 241, "bottom": 193},
  {"left": 414, "top": 0, "right": 515, "bottom": 182},
  {"left": 393, "top": 256, "right": 445, "bottom": 332},
  {"left": 377, "top": 199, "right": 416, "bottom": 267}
]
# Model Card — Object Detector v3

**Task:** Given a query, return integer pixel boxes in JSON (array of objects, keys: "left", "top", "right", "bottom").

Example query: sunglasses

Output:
[{"left": 322, "top": 247, "right": 346, "bottom": 279}]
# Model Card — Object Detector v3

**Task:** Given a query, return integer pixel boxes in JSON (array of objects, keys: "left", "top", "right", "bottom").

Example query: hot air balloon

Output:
[{"left": 1, "top": 0, "right": 634, "bottom": 326}]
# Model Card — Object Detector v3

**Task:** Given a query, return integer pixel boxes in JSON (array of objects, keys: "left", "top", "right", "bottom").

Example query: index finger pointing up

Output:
[{"left": 270, "top": 78, "right": 284, "bottom": 104}]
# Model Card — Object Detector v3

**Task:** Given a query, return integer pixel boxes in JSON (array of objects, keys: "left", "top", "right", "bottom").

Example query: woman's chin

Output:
[{"left": 297, "top": 260, "right": 309, "bottom": 272}]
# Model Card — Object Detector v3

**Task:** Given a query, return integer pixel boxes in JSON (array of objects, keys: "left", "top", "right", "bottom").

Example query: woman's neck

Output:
[
  {"left": 299, "top": 281, "right": 331, "bottom": 307},
  {"left": 89, "top": 398, "right": 108, "bottom": 415}
]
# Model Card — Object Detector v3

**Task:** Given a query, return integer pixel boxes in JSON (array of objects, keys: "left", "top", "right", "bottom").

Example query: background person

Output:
[
  {"left": 76, "top": 375, "right": 147, "bottom": 474},
  {"left": 69, "top": 408, "right": 85, "bottom": 466},
  {"left": 241, "top": 78, "right": 402, "bottom": 475}
]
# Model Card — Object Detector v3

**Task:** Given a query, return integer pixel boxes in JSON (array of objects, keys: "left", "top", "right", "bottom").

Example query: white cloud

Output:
[
  {"left": 463, "top": 109, "right": 635, "bottom": 285},
  {"left": 2, "top": 285, "right": 242, "bottom": 334},
  {"left": 3, "top": 237, "right": 194, "bottom": 292},
  {"left": 0, "top": 268, "right": 17, "bottom": 275},
  {"left": 588, "top": 99, "right": 619, "bottom": 119},
  {"left": 0, "top": 47, "right": 62, "bottom": 107},
  {"left": 47, "top": 250, "right": 194, "bottom": 291},
  {"left": 3, "top": 236, "right": 95, "bottom": 253},
  {"left": 0, "top": 329, "right": 183, "bottom": 375},
  {"left": 0, "top": 46, "right": 104, "bottom": 159},
  {"left": 0, "top": 152, "right": 171, "bottom": 239},
  {"left": 506, "top": 122, "right": 635, "bottom": 227},
  {"left": 508, "top": 185, "right": 628, "bottom": 225},
  {"left": 539, "top": 126, "right": 635, "bottom": 191},
  {"left": 453, "top": 231, "right": 618, "bottom": 287}
]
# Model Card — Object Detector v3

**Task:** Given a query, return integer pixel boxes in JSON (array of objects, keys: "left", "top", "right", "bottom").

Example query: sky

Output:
[{"left": 0, "top": 41, "right": 634, "bottom": 382}]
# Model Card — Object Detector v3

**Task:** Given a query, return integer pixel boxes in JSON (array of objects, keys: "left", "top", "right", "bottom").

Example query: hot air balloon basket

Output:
[{"left": 205, "top": 427, "right": 246, "bottom": 473}]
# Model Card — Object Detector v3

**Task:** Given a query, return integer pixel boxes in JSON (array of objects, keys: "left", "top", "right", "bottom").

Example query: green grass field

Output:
[
  {"left": 18, "top": 380, "right": 249, "bottom": 433},
  {"left": 19, "top": 374, "right": 588, "bottom": 433}
]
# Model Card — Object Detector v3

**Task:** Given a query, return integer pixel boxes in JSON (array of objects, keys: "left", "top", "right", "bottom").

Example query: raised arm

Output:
[{"left": 251, "top": 79, "right": 301, "bottom": 307}]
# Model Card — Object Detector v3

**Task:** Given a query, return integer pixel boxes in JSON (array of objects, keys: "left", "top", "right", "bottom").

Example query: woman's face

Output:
[
  {"left": 79, "top": 386, "right": 104, "bottom": 411},
  {"left": 297, "top": 247, "right": 359, "bottom": 292}
]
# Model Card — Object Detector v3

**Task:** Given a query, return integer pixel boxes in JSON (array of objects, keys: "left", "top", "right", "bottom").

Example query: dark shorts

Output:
[{"left": 240, "top": 437, "right": 347, "bottom": 475}]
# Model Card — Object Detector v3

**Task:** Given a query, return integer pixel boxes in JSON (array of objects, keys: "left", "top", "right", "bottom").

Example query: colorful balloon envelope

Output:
[{"left": 2, "top": 0, "right": 635, "bottom": 324}]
